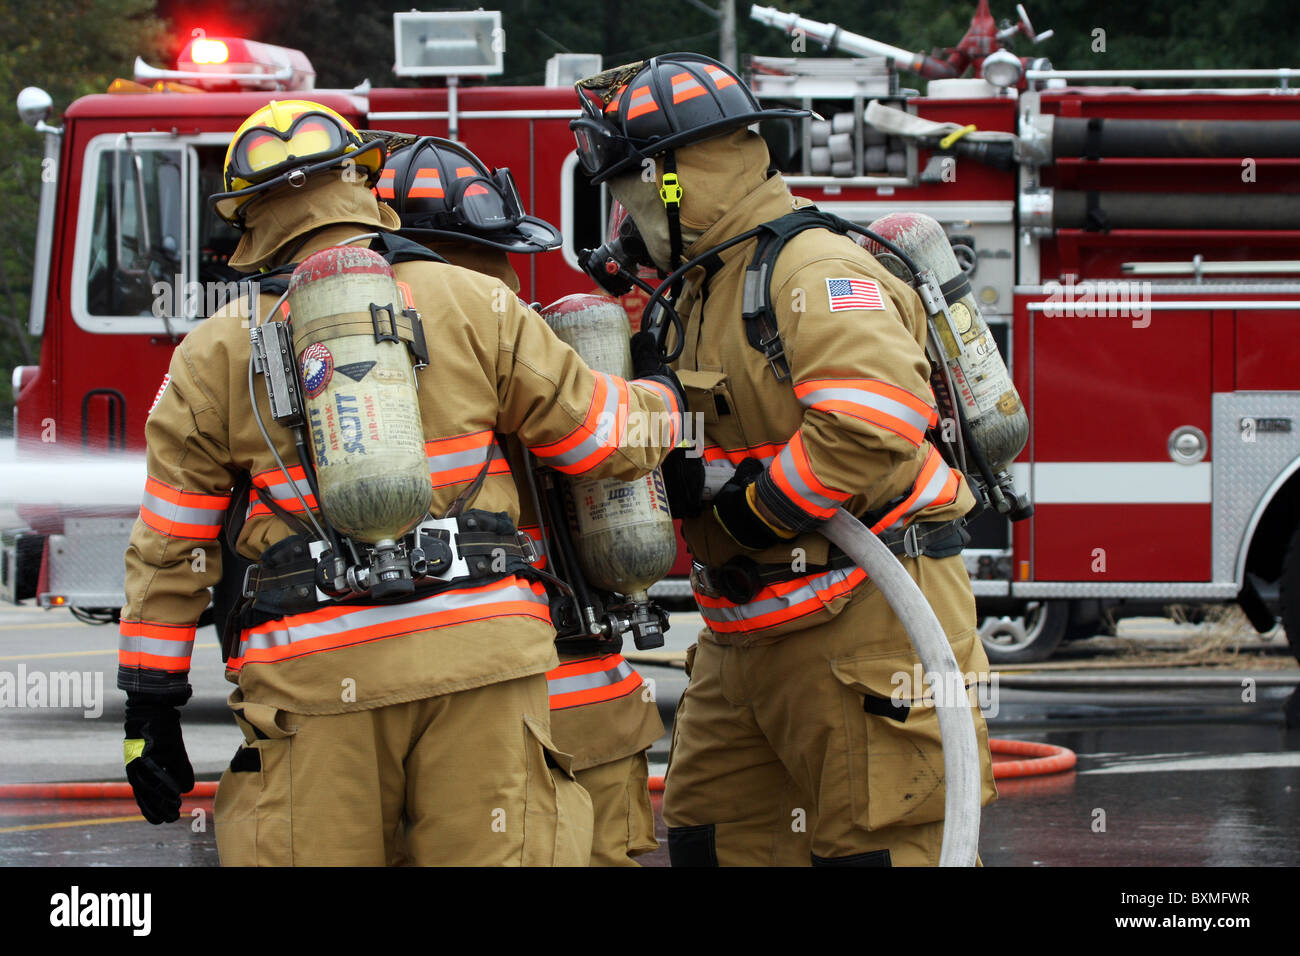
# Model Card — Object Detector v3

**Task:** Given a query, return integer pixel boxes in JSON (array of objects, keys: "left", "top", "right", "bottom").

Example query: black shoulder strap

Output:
[
  {"left": 371, "top": 232, "right": 448, "bottom": 266},
  {"left": 740, "top": 209, "right": 855, "bottom": 382},
  {"left": 248, "top": 234, "right": 447, "bottom": 300}
]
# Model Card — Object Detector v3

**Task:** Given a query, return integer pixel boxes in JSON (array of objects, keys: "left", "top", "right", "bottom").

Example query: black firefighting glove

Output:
[
  {"left": 123, "top": 689, "right": 194, "bottom": 825},
  {"left": 629, "top": 331, "right": 702, "bottom": 517},
  {"left": 629, "top": 331, "right": 687, "bottom": 415},
  {"left": 712, "top": 458, "right": 799, "bottom": 551}
]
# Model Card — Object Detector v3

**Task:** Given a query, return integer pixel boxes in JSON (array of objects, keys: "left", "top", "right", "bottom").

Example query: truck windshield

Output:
[{"left": 85, "top": 147, "right": 184, "bottom": 317}]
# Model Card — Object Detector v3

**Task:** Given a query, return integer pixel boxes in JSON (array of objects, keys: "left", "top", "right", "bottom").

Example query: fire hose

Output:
[{"left": 700, "top": 464, "right": 983, "bottom": 867}]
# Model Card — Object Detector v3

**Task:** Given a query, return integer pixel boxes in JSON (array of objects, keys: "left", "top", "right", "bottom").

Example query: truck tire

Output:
[
  {"left": 979, "top": 600, "right": 1069, "bottom": 664},
  {"left": 1277, "top": 525, "right": 1300, "bottom": 665}
]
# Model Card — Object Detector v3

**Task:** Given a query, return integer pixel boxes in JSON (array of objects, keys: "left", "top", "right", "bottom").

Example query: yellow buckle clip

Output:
[{"left": 659, "top": 172, "right": 683, "bottom": 207}]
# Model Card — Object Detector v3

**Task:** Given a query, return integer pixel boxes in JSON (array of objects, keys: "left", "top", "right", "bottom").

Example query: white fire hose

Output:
[{"left": 702, "top": 465, "right": 981, "bottom": 866}]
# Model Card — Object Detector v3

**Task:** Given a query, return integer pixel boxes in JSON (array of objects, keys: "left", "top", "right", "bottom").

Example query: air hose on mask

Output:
[{"left": 701, "top": 463, "right": 983, "bottom": 867}]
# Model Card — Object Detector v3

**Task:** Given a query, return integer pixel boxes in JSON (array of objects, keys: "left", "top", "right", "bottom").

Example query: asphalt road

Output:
[{"left": 1, "top": 602, "right": 1298, "bottom": 866}]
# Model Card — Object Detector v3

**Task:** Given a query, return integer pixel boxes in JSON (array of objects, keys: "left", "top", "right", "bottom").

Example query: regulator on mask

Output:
[{"left": 579, "top": 214, "right": 659, "bottom": 298}]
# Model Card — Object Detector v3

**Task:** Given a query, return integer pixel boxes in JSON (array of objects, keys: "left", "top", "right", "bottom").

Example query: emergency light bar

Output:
[{"left": 134, "top": 37, "right": 316, "bottom": 92}]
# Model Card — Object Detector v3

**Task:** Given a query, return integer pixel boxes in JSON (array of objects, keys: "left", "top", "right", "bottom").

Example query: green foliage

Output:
[{"left": 0, "top": 0, "right": 170, "bottom": 429}]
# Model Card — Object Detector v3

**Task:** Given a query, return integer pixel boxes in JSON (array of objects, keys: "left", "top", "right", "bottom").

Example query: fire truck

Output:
[{"left": 6, "top": 4, "right": 1300, "bottom": 665}]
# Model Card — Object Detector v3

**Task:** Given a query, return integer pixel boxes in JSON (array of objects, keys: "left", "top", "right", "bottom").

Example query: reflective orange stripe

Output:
[
  {"left": 376, "top": 168, "right": 396, "bottom": 198},
  {"left": 794, "top": 378, "right": 937, "bottom": 446},
  {"left": 533, "top": 374, "right": 608, "bottom": 460},
  {"left": 671, "top": 72, "right": 706, "bottom": 103},
  {"left": 702, "top": 442, "right": 782, "bottom": 464},
  {"left": 704, "top": 64, "right": 737, "bottom": 89},
  {"left": 696, "top": 565, "right": 867, "bottom": 633},
  {"left": 118, "top": 621, "right": 196, "bottom": 673},
  {"left": 139, "top": 477, "right": 229, "bottom": 540},
  {"left": 408, "top": 167, "right": 444, "bottom": 198},
  {"left": 454, "top": 165, "right": 475, "bottom": 178},
  {"left": 870, "top": 446, "right": 954, "bottom": 532},
  {"left": 770, "top": 432, "right": 847, "bottom": 519},
  {"left": 229, "top": 576, "right": 551, "bottom": 670},
  {"left": 626, "top": 85, "right": 659, "bottom": 119},
  {"left": 430, "top": 456, "right": 511, "bottom": 488},
  {"left": 547, "top": 654, "right": 643, "bottom": 709}
]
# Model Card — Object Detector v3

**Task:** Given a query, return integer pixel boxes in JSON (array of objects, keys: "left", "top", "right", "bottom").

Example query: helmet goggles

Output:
[
  {"left": 437, "top": 167, "right": 525, "bottom": 233},
  {"left": 227, "top": 110, "right": 360, "bottom": 189}
]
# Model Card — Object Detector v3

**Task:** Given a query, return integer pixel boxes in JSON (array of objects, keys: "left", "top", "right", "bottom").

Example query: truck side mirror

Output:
[{"left": 16, "top": 87, "right": 53, "bottom": 128}]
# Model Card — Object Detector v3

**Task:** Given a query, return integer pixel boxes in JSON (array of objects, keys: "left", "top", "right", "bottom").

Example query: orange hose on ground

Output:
[
  {"left": 0, "top": 781, "right": 218, "bottom": 800},
  {"left": 0, "top": 741, "right": 1073, "bottom": 799},
  {"left": 988, "top": 737, "right": 1076, "bottom": 778},
  {"left": 645, "top": 738, "right": 1076, "bottom": 792}
]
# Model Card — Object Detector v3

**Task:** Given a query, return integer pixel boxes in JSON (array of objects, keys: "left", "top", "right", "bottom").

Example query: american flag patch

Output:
[{"left": 826, "top": 277, "right": 885, "bottom": 312}]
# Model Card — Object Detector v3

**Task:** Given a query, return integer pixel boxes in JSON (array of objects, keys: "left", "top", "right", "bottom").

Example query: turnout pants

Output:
[
  {"left": 572, "top": 752, "right": 659, "bottom": 866},
  {"left": 214, "top": 674, "right": 593, "bottom": 866},
  {"left": 663, "top": 554, "right": 997, "bottom": 866}
]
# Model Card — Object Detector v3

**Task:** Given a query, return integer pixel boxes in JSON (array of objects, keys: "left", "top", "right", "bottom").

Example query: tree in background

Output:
[{"left": 0, "top": 0, "right": 169, "bottom": 431}]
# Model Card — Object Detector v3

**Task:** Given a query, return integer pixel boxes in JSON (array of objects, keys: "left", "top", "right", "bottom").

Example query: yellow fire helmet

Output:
[{"left": 212, "top": 99, "right": 386, "bottom": 227}]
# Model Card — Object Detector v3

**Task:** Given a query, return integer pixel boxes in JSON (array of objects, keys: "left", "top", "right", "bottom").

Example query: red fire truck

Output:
[{"left": 6, "top": 5, "right": 1300, "bottom": 665}]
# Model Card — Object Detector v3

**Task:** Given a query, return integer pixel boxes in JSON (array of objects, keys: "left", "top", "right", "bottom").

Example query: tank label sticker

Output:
[
  {"left": 571, "top": 475, "right": 664, "bottom": 536},
  {"left": 826, "top": 277, "right": 885, "bottom": 312},
  {"left": 301, "top": 343, "right": 334, "bottom": 398},
  {"left": 336, "top": 361, "right": 376, "bottom": 383}
]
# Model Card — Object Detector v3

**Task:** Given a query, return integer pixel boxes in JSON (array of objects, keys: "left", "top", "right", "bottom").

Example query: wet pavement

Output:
[{"left": 2, "top": 602, "right": 1298, "bottom": 866}]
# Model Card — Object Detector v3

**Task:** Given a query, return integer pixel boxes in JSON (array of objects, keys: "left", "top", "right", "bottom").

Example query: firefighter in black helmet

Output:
[
  {"left": 379, "top": 135, "right": 666, "bottom": 867},
  {"left": 571, "top": 55, "right": 997, "bottom": 867}
]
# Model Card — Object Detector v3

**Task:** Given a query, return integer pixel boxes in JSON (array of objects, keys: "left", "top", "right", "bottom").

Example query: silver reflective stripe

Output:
[
  {"left": 540, "top": 373, "right": 623, "bottom": 468},
  {"left": 140, "top": 489, "right": 224, "bottom": 531},
  {"left": 427, "top": 441, "right": 504, "bottom": 477},
  {"left": 249, "top": 474, "right": 315, "bottom": 516},
  {"left": 241, "top": 580, "right": 548, "bottom": 652},
  {"left": 119, "top": 633, "right": 196, "bottom": 659},
  {"left": 697, "top": 565, "right": 859, "bottom": 625},
  {"left": 881, "top": 454, "right": 954, "bottom": 531},
  {"left": 798, "top": 387, "right": 931, "bottom": 443},
  {"left": 547, "top": 657, "right": 635, "bottom": 697},
  {"left": 774, "top": 442, "right": 841, "bottom": 513}
]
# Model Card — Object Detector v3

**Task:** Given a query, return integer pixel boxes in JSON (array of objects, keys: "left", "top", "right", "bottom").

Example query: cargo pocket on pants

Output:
[
  {"left": 831, "top": 629, "right": 989, "bottom": 832},
  {"left": 522, "top": 714, "right": 594, "bottom": 867},
  {"left": 626, "top": 751, "right": 659, "bottom": 857},
  {"left": 213, "top": 689, "right": 297, "bottom": 867}
]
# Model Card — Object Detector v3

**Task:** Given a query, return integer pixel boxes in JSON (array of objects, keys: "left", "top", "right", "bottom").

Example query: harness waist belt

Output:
[{"left": 695, "top": 518, "right": 969, "bottom": 605}]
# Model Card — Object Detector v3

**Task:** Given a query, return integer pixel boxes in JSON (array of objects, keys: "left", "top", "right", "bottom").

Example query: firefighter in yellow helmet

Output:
[
  {"left": 117, "top": 99, "right": 685, "bottom": 866},
  {"left": 572, "top": 57, "right": 997, "bottom": 866},
  {"left": 377, "top": 135, "right": 664, "bottom": 866}
]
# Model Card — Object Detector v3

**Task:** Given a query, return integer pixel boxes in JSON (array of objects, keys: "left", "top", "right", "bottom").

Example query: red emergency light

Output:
[{"left": 133, "top": 37, "right": 316, "bottom": 92}]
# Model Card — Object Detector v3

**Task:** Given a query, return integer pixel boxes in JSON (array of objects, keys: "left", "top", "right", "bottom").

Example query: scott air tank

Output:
[
  {"left": 539, "top": 294, "right": 678, "bottom": 597},
  {"left": 859, "top": 212, "right": 1031, "bottom": 518},
  {"left": 288, "top": 246, "right": 432, "bottom": 545}
]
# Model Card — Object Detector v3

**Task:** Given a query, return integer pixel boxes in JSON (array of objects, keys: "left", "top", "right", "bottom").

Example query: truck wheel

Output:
[
  {"left": 979, "top": 600, "right": 1069, "bottom": 664},
  {"left": 1277, "top": 526, "right": 1300, "bottom": 665}
]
